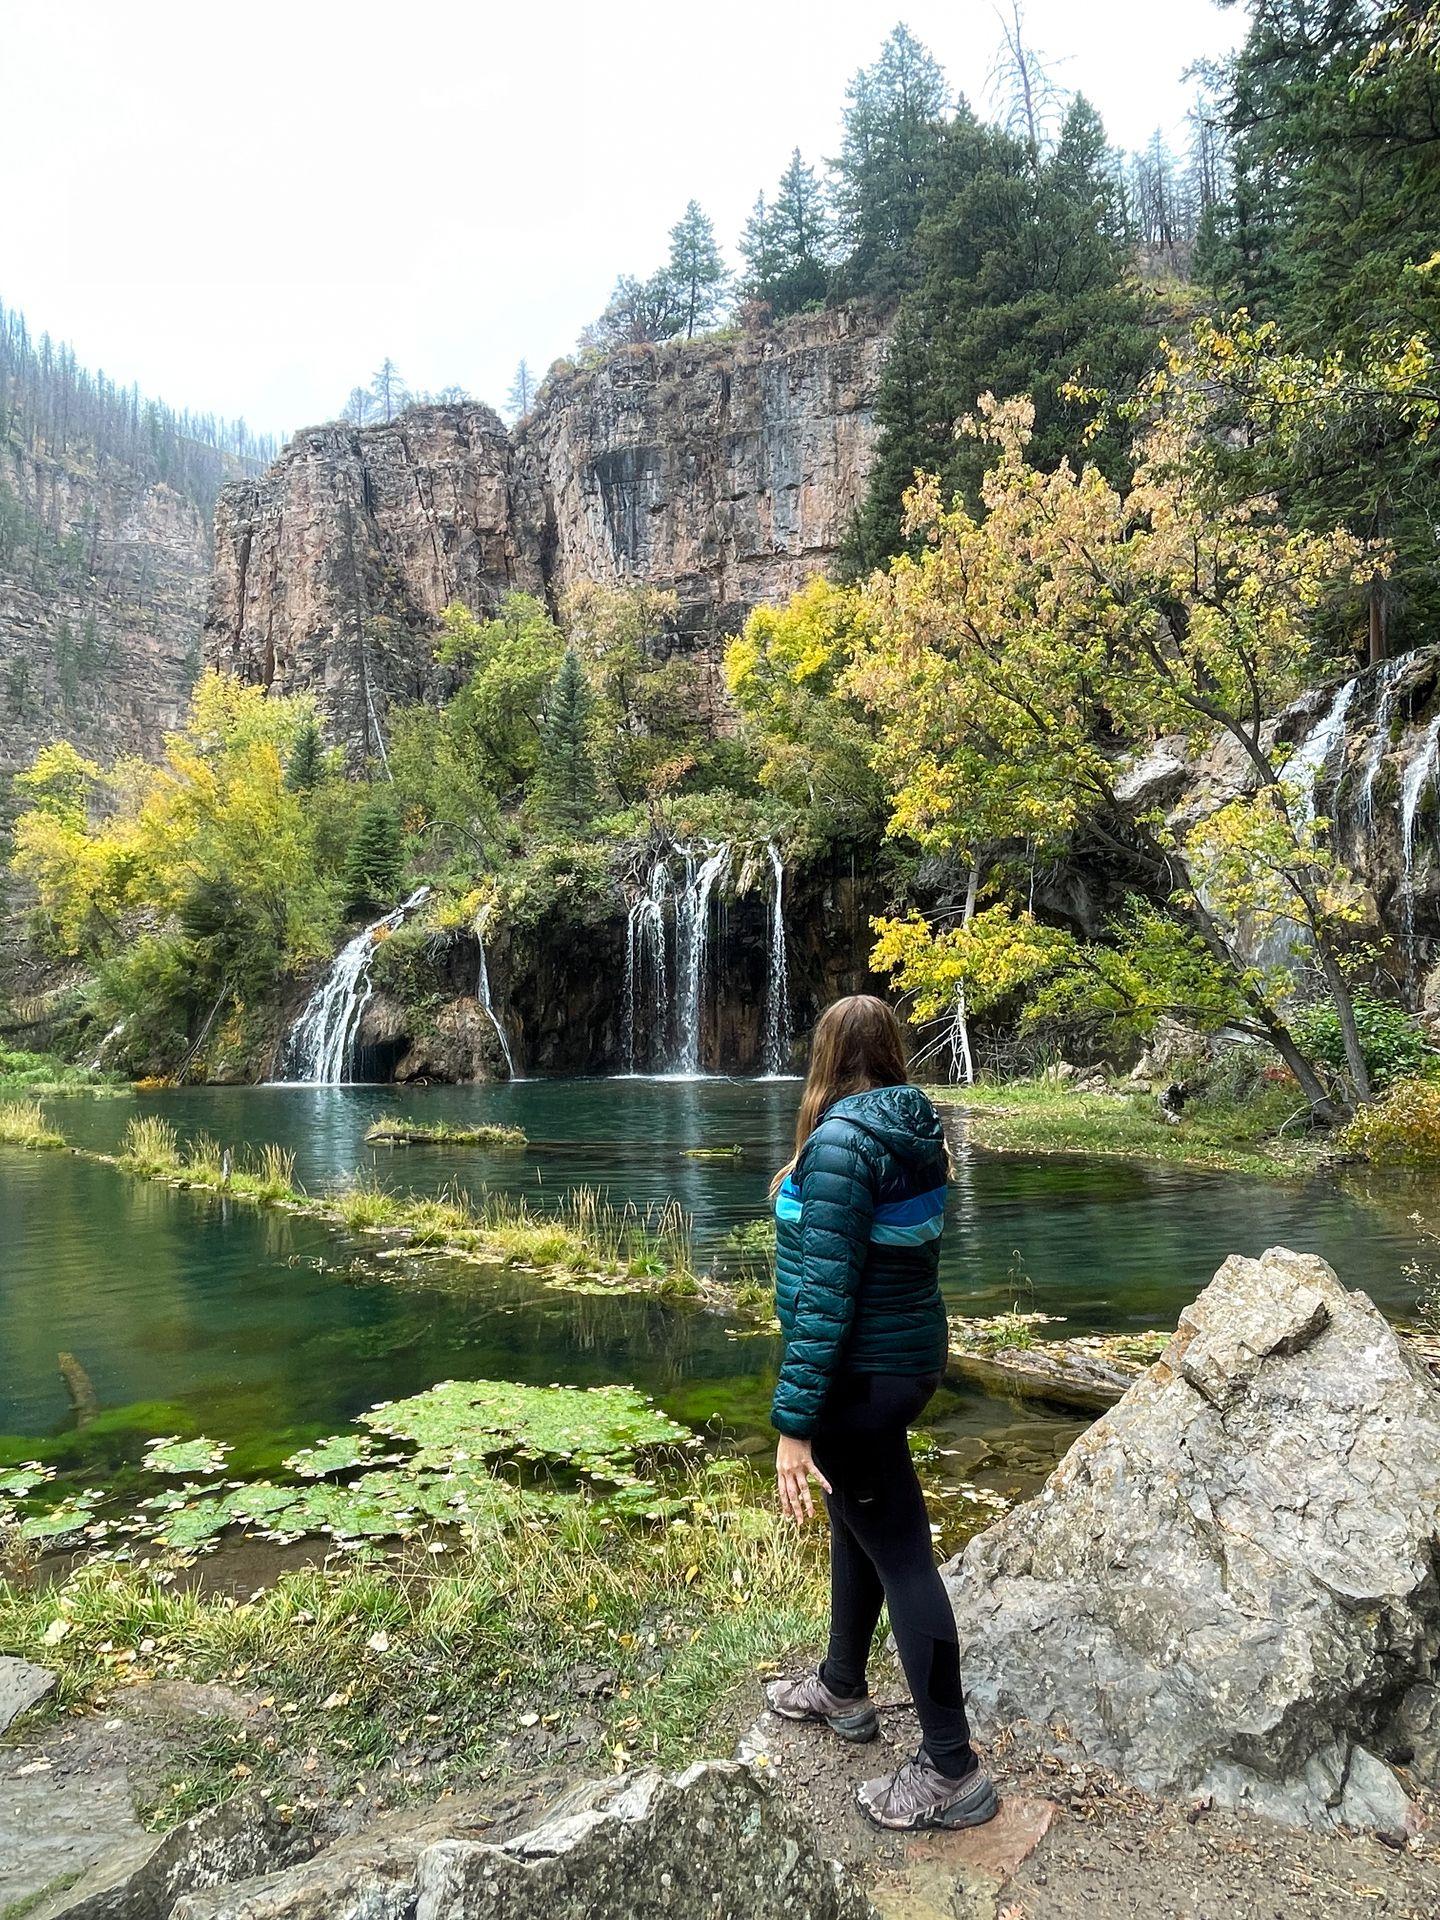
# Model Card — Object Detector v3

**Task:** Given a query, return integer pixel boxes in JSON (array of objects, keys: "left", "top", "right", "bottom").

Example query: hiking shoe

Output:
[
  {"left": 856, "top": 1748, "right": 999, "bottom": 1831},
  {"left": 764, "top": 1671, "right": 879, "bottom": 1743}
]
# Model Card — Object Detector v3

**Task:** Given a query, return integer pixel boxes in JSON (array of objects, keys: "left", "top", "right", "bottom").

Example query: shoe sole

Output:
[
  {"left": 767, "top": 1699, "right": 880, "bottom": 1744},
  {"left": 857, "top": 1775, "right": 1001, "bottom": 1831}
]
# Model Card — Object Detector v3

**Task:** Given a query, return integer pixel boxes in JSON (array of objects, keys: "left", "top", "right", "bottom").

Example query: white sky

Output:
[{"left": 1, "top": 0, "right": 1242, "bottom": 442}]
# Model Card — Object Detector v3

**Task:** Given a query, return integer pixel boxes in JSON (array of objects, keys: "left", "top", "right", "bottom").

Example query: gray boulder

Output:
[
  {"left": 27, "top": 1792, "right": 304, "bottom": 1920},
  {"left": 0, "top": 1655, "right": 57, "bottom": 1734},
  {"left": 943, "top": 1246, "right": 1440, "bottom": 1837},
  {"left": 171, "top": 1761, "right": 874, "bottom": 1919}
]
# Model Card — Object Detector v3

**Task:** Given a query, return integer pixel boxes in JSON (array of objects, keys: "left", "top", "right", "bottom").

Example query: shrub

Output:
[
  {"left": 1339, "top": 1079, "right": 1440, "bottom": 1166},
  {"left": 1291, "top": 993, "right": 1432, "bottom": 1092}
]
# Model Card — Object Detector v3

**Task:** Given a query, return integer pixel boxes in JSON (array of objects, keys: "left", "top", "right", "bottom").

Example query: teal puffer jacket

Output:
[{"left": 770, "top": 1084, "right": 949, "bottom": 1438}]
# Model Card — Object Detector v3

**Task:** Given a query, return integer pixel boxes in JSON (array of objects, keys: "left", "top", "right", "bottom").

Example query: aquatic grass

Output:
[
  {"left": 118, "top": 1114, "right": 182, "bottom": 1176},
  {"left": 365, "top": 1118, "right": 527, "bottom": 1150},
  {"left": 0, "top": 1100, "right": 66, "bottom": 1151}
]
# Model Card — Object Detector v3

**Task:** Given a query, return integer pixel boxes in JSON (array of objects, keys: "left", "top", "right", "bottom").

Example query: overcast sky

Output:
[{"left": 2, "top": 0, "right": 1242, "bottom": 442}]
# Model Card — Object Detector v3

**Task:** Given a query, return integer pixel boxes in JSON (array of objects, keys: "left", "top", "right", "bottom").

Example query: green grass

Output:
[
  {"left": 0, "top": 1047, "right": 127, "bottom": 1098},
  {"left": 937, "top": 1075, "right": 1322, "bottom": 1178},
  {"left": 365, "top": 1119, "right": 527, "bottom": 1150},
  {"left": 0, "top": 1464, "right": 825, "bottom": 1818},
  {"left": 0, "top": 1100, "right": 66, "bottom": 1150}
]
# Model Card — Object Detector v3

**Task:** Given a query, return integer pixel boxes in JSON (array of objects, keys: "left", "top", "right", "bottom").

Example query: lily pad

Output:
[
  {"left": 20, "top": 1495, "right": 104, "bottom": 1544},
  {"left": 142, "top": 1435, "right": 231, "bottom": 1476},
  {"left": 360, "top": 1379, "right": 694, "bottom": 1475},
  {"left": 0, "top": 1464, "right": 53, "bottom": 1499},
  {"left": 283, "top": 1433, "right": 376, "bottom": 1478}
]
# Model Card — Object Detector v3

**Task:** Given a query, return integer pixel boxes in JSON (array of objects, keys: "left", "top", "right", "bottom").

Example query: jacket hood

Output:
[{"left": 821, "top": 1084, "right": 948, "bottom": 1175}]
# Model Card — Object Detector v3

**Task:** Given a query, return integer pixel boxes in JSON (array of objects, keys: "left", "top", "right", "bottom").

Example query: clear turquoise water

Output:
[{"left": 2, "top": 1080, "right": 1429, "bottom": 1478}]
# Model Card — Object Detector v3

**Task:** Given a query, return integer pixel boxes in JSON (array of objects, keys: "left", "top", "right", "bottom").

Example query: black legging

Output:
[{"left": 810, "top": 1371, "right": 974, "bottom": 1777}]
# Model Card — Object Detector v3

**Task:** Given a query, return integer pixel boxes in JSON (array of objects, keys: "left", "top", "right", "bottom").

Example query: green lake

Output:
[{"left": 2, "top": 1078, "right": 1432, "bottom": 1504}]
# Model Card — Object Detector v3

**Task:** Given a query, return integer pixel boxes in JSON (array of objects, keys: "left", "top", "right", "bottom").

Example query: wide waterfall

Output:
[
  {"left": 474, "top": 908, "right": 518, "bottom": 1080},
  {"left": 621, "top": 840, "right": 790, "bottom": 1075},
  {"left": 277, "top": 887, "right": 430, "bottom": 1085}
]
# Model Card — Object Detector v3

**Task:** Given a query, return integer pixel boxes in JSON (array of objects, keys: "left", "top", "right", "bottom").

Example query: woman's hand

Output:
[{"left": 776, "top": 1435, "right": 832, "bottom": 1523}]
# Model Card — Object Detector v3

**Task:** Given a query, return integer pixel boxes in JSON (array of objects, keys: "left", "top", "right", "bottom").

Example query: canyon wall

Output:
[
  {"left": 203, "top": 305, "right": 891, "bottom": 754},
  {"left": 0, "top": 437, "right": 209, "bottom": 782}
]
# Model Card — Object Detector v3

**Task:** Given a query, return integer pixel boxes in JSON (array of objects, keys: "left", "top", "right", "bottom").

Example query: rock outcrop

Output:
[
  {"left": 943, "top": 1246, "right": 1440, "bottom": 1838},
  {"left": 204, "top": 307, "right": 890, "bottom": 758},
  {"left": 170, "top": 1762, "right": 874, "bottom": 1920},
  {"left": 0, "top": 436, "right": 209, "bottom": 780}
]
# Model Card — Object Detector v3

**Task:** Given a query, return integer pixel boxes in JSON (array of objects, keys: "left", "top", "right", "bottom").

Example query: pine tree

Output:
[
  {"left": 506, "top": 359, "right": 537, "bottom": 421},
  {"left": 848, "top": 96, "right": 1154, "bottom": 571},
  {"left": 1202, "top": 0, "right": 1440, "bottom": 652},
  {"left": 740, "top": 157, "right": 831, "bottom": 316},
  {"left": 285, "top": 718, "right": 323, "bottom": 793},
  {"left": 369, "top": 359, "right": 407, "bottom": 423},
  {"left": 833, "top": 26, "right": 949, "bottom": 297},
  {"left": 666, "top": 201, "right": 730, "bottom": 337},
  {"left": 739, "top": 195, "right": 783, "bottom": 304},
  {"left": 342, "top": 793, "right": 404, "bottom": 915},
  {"left": 534, "top": 649, "right": 598, "bottom": 833}
]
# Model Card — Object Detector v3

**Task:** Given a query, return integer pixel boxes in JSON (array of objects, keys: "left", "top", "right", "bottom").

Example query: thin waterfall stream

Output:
[{"left": 475, "top": 908, "right": 518, "bottom": 1080}]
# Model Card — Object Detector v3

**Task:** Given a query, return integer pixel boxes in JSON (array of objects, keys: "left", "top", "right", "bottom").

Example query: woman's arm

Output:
[{"left": 770, "top": 1121, "right": 879, "bottom": 1442}]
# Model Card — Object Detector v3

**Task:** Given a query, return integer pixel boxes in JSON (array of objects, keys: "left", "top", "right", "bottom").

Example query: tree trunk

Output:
[{"left": 1368, "top": 577, "right": 1388, "bottom": 668}]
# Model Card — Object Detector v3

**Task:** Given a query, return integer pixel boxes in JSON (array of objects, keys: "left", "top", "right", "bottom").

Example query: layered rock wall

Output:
[
  {"left": 203, "top": 307, "right": 891, "bottom": 755},
  {"left": 0, "top": 436, "right": 208, "bottom": 782}
]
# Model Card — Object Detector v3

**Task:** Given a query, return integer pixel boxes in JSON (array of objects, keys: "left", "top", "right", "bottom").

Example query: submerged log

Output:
[{"left": 57, "top": 1351, "right": 100, "bottom": 1426}]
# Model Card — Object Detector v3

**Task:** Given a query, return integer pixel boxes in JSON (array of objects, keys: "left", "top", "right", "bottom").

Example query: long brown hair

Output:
[{"left": 771, "top": 994, "right": 909, "bottom": 1194}]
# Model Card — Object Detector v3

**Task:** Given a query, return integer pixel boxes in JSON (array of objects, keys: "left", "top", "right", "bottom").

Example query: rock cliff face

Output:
[
  {"left": 0, "top": 436, "right": 209, "bottom": 781},
  {"left": 204, "top": 307, "right": 890, "bottom": 754},
  {"left": 517, "top": 304, "right": 889, "bottom": 640}
]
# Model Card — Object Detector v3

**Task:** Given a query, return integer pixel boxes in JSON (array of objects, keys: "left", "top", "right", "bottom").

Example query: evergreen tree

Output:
[
  {"left": 739, "top": 194, "right": 783, "bottom": 304},
  {"left": 342, "top": 793, "right": 404, "bottom": 915},
  {"left": 848, "top": 95, "right": 1154, "bottom": 572},
  {"left": 833, "top": 25, "right": 949, "bottom": 297},
  {"left": 742, "top": 152, "right": 832, "bottom": 315},
  {"left": 666, "top": 201, "right": 730, "bottom": 337},
  {"left": 1202, "top": 0, "right": 1440, "bottom": 652},
  {"left": 369, "top": 359, "right": 407, "bottom": 423},
  {"left": 534, "top": 649, "right": 598, "bottom": 833},
  {"left": 506, "top": 359, "right": 537, "bottom": 421},
  {"left": 285, "top": 718, "right": 323, "bottom": 793}
]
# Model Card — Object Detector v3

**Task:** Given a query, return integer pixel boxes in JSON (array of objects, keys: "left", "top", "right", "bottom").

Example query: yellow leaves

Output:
[{"left": 871, "top": 908, "right": 1073, "bottom": 1022}]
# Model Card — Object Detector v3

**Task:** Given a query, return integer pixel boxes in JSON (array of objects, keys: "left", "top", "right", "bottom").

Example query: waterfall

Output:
[
  {"left": 1400, "top": 712, "right": 1440, "bottom": 949},
  {"left": 622, "top": 857, "right": 673, "bottom": 1072},
  {"left": 474, "top": 909, "right": 517, "bottom": 1080},
  {"left": 761, "top": 840, "right": 792, "bottom": 1076},
  {"left": 278, "top": 887, "right": 429, "bottom": 1085},
  {"left": 675, "top": 844, "right": 730, "bottom": 1075},
  {"left": 620, "top": 843, "right": 735, "bottom": 1074},
  {"left": 1357, "top": 653, "right": 1407, "bottom": 839},
  {"left": 1285, "top": 677, "right": 1357, "bottom": 827}
]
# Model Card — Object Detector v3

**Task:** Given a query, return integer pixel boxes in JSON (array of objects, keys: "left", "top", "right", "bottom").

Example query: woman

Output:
[{"left": 764, "top": 994, "right": 998, "bottom": 1833}]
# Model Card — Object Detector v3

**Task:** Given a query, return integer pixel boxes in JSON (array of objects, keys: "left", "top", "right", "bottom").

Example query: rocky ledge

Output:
[{"left": 944, "top": 1245, "right": 1440, "bottom": 1838}]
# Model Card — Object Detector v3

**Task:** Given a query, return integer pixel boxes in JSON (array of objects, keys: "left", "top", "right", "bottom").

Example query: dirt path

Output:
[{"left": 744, "top": 1692, "right": 1440, "bottom": 1920}]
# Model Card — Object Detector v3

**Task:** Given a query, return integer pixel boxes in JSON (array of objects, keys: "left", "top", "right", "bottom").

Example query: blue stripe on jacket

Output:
[{"left": 774, "top": 1178, "right": 945, "bottom": 1243}]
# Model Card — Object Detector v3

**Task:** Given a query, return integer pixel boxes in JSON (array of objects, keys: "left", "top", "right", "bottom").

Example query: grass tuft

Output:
[{"left": 0, "top": 1100, "right": 66, "bottom": 1151}]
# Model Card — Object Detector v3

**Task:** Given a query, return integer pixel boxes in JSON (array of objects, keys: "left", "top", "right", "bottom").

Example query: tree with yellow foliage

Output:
[{"left": 851, "top": 353, "right": 1380, "bottom": 1120}]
